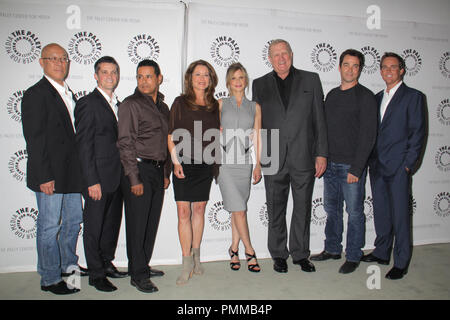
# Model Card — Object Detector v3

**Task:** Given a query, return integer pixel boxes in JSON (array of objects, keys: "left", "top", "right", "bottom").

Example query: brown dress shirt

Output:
[{"left": 118, "top": 88, "right": 170, "bottom": 186}]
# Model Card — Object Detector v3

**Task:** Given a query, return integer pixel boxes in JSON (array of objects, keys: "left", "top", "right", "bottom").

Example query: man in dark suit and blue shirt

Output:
[
  {"left": 252, "top": 39, "right": 328, "bottom": 273},
  {"left": 75, "top": 56, "right": 128, "bottom": 292},
  {"left": 361, "top": 52, "right": 426, "bottom": 280},
  {"left": 21, "top": 43, "right": 86, "bottom": 295},
  {"left": 310, "top": 49, "right": 377, "bottom": 274}
]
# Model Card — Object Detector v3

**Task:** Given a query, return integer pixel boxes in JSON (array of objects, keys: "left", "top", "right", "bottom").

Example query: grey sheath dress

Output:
[{"left": 218, "top": 96, "right": 256, "bottom": 212}]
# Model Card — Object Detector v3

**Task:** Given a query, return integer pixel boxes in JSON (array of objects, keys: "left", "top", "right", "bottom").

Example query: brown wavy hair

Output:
[{"left": 182, "top": 60, "right": 218, "bottom": 112}]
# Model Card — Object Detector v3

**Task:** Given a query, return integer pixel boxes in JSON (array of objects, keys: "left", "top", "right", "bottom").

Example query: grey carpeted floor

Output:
[{"left": 0, "top": 243, "right": 449, "bottom": 300}]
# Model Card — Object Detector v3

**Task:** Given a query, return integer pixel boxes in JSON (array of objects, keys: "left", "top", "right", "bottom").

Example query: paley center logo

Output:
[
  {"left": 437, "top": 98, "right": 450, "bottom": 126},
  {"left": 207, "top": 201, "right": 231, "bottom": 231},
  {"left": 364, "top": 196, "right": 374, "bottom": 221},
  {"left": 210, "top": 36, "right": 240, "bottom": 68},
  {"left": 435, "top": 146, "right": 450, "bottom": 172},
  {"left": 8, "top": 149, "right": 27, "bottom": 182},
  {"left": 261, "top": 40, "right": 274, "bottom": 69},
  {"left": 311, "top": 197, "right": 326, "bottom": 226},
  {"left": 439, "top": 51, "right": 450, "bottom": 79},
  {"left": 361, "top": 46, "right": 380, "bottom": 75},
  {"left": 310, "top": 42, "right": 337, "bottom": 73},
  {"left": 68, "top": 31, "right": 102, "bottom": 65},
  {"left": 258, "top": 202, "right": 268, "bottom": 227},
  {"left": 10, "top": 207, "right": 38, "bottom": 240},
  {"left": 73, "top": 90, "right": 89, "bottom": 101},
  {"left": 433, "top": 192, "right": 450, "bottom": 218},
  {"left": 401, "top": 49, "right": 422, "bottom": 77},
  {"left": 6, "top": 90, "right": 25, "bottom": 123},
  {"left": 127, "top": 34, "right": 160, "bottom": 64},
  {"left": 4, "top": 30, "right": 41, "bottom": 64}
]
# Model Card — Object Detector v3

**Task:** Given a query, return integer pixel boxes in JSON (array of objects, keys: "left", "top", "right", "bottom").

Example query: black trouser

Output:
[
  {"left": 123, "top": 162, "right": 165, "bottom": 281},
  {"left": 82, "top": 179, "right": 124, "bottom": 280}
]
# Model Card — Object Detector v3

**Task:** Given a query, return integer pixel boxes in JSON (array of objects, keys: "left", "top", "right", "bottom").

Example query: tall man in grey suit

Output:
[{"left": 252, "top": 39, "right": 328, "bottom": 273}]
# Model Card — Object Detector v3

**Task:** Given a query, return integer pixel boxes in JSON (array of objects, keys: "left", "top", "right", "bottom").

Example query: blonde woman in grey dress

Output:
[{"left": 218, "top": 63, "right": 262, "bottom": 272}]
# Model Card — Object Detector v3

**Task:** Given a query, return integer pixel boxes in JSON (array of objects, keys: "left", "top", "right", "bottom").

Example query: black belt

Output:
[{"left": 137, "top": 157, "right": 165, "bottom": 168}]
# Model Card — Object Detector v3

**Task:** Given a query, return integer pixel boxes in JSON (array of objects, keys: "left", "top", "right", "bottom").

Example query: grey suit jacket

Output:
[{"left": 252, "top": 67, "right": 328, "bottom": 174}]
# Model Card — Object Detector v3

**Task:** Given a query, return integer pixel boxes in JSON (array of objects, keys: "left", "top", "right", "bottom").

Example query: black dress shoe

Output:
[
  {"left": 293, "top": 258, "right": 316, "bottom": 272},
  {"left": 131, "top": 278, "right": 158, "bottom": 293},
  {"left": 149, "top": 266, "right": 165, "bottom": 278},
  {"left": 273, "top": 258, "right": 288, "bottom": 273},
  {"left": 61, "top": 265, "right": 89, "bottom": 277},
  {"left": 310, "top": 250, "right": 341, "bottom": 261},
  {"left": 360, "top": 253, "right": 389, "bottom": 265},
  {"left": 105, "top": 263, "right": 128, "bottom": 278},
  {"left": 89, "top": 277, "right": 117, "bottom": 292},
  {"left": 338, "top": 261, "right": 360, "bottom": 274},
  {"left": 41, "top": 280, "right": 80, "bottom": 295},
  {"left": 385, "top": 267, "right": 407, "bottom": 280}
]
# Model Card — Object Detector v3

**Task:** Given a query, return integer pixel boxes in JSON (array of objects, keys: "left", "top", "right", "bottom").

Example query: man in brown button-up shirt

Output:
[{"left": 117, "top": 59, "right": 170, "bottom": 293}]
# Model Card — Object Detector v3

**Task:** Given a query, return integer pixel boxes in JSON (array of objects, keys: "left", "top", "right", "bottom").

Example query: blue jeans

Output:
[
  {"left": 35, "top": 192, "right": 83, "bottom": 286},
  {"left": 323, "top": 162, "right": 366, "bottom": 262}
]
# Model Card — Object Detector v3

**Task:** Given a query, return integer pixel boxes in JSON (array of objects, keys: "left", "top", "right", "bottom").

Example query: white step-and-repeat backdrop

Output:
[{"left": 1, "top": 1, "right": 449, "bottom": 272}]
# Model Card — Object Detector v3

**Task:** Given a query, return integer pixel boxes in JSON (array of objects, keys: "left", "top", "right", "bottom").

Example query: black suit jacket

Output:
[
  {"left": 74, "top": 88, "right": 122, "bottom": 193},
  {"left": 21, "top": 76, "right": 82, "bottom": 193},
  {"left": 252, "top": 68, "right": 328, "bottom": 173}
]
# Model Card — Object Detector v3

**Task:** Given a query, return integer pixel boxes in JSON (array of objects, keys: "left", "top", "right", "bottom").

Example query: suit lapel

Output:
[
  {"left": 42, "top": 77, "right": 76, "bottom": 137},
  {"left": 380, "top": 83, "right": 406, "bottom": 129},
  {"left": 94, "top": 88, "right": 117, "bottom": 118}
]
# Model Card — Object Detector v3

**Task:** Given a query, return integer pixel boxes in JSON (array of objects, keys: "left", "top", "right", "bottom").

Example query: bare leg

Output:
[
  {"left": 191, "top": 201, "right": 207, "bottom": 250},
  {"left": 177, "top": 201, "right": 192, "bottom": 257},
  {"left": 233, "top": 210, "right": 260, "bottom": 271}
]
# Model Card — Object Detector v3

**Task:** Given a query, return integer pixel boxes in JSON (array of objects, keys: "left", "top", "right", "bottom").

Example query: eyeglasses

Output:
[{"left": 41, "top": 57, "right": 70, "bottom": 63}]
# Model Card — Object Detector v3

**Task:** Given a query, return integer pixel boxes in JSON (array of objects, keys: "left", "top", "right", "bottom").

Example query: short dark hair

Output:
[
  {"left": 339, "top": 49, "right": 365, "bottom": 72},
  {"left": 380, "top": 52, "right": 405, "bottom": 70},
  {"left": 137, "top": 59, "right": 161, "bottom": 77},
  {"left": 94, "top": 56, "right": 119, "bottom": 74}
]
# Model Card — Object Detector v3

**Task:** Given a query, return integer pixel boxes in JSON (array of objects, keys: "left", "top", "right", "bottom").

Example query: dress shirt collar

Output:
[
  {"left": 97, "top": 87, "right": 118, "bottom": 106},
  {"left": 384, "top": 80, "right": 403, "bottom": 97},
  {"left": 45, "top": 75, "right": 71, "bottom": 97}
]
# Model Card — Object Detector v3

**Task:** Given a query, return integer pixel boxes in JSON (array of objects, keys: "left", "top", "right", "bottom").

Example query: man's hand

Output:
[
  {"left": 164, "top": 177, "right": 170, "bottom": 189},
  {"left": 347, "top": 173, "right": 359, "bottom": 184},
  {"left": 88, "top": 183, "right": 102, "bottom": 201},
  {"left": 315, "top": 156, "right": 327, "bottom": 178},
  {"left": 40, "top": 180, "right": 55, "bottom": 195},
  {"left": 131, "top": 183, "right": 144, "bottom": 196}
]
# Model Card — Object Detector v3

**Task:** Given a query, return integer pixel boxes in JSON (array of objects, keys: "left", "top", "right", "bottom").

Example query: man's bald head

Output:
[{"left": 39, "top": 43, "right": 70, "bottom": 85}]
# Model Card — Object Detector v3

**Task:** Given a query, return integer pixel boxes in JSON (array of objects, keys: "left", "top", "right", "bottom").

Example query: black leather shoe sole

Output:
[
  {"left": 273, "top": 259, "right": 288, "bottom": 273},
  {"left": 293, "top": 259, "right": 316, "bottom": 272},
  {"left": 361, "top": 254, "right": 389, "bottom": 265},
  {"left": 385, "top": 267, "right": 407, "bottom": 280},
  {"left": 131, "top": 279, "right": 158, "bottom": 293},
  {"left": 105, "top": 270, "right": 128, "bottom": 278},
  {"left": 89, "top": 278, "right": 117, "bottom": 292},
  {"left": 310, "top": 251, "right": 342, "bottom": 261},
  {"left": 41, "top": 281, "right": 80, "bottom": 295}
]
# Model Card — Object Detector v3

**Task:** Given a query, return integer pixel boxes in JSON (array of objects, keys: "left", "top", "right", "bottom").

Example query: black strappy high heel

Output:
[
  {"left": 245, "top": 252, "right": 261, "bottom": 273},
  {"left": 228, "top": 247, "right": 241, "bottom": 271}
]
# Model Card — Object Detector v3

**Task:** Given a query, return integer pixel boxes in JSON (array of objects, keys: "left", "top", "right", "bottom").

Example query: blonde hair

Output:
[{"left": 225, "top": 62, "right": 249, "bottom": 95}]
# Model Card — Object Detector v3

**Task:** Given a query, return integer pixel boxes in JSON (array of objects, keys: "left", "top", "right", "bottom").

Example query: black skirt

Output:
[{"left": 172, "top": 163, "right": 214, "bottom": 202}]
